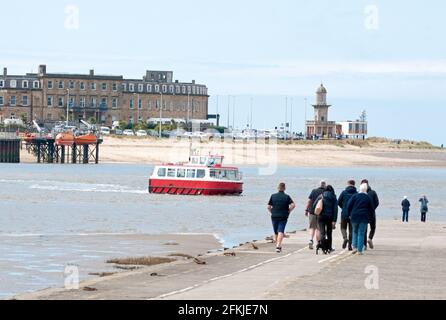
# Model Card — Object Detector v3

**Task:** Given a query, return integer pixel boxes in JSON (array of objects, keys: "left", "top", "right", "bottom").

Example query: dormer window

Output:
[{"left": 22, "top": 80, "right": 29, "bottom": 88}]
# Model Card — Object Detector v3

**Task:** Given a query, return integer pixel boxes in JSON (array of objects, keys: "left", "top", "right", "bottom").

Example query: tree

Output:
[{"left": 359, "top": 110, "right": 367, "bottom": 122}]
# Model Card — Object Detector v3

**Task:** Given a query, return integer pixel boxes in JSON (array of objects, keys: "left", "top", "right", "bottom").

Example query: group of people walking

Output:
[{"left": 267, "top": 180, "right": 430, "bottom": 255}]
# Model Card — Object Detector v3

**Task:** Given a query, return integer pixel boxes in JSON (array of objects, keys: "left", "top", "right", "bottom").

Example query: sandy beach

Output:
[
  {"left": 20, "top": 136, "right": 446, "bottom": 168},
  {"left": 12, "top": 220, "right": 446, "bottom": 300}
]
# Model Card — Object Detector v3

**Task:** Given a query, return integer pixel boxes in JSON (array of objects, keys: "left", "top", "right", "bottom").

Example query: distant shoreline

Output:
[{"left": 19, "top": 136, "right": 446, "bottom": 168}]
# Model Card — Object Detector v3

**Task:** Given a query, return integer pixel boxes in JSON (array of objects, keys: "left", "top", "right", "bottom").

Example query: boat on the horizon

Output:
[{"left": 149, "top": 154, "right": 243, "bottom": 196}]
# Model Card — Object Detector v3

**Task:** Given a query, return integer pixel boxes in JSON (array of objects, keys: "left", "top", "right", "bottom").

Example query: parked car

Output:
[
  {"left": 136, "top": 130, "right": 148, "bottom": 137},
  {"left": 100, "top": 126, "right": 111, "bottom": 135},
  {"left": 123, "top": 129, "right": 135, "bottom": 136},
  {"left": 114, "top": 129, "right": 123, "bottom": 136}
]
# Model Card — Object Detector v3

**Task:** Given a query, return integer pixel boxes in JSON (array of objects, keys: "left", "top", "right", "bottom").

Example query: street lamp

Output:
[
  {"left": 66, "top": 88, "right": 70, "bottom": 127},
  {"left": 158, "top": 92, "right": 163, "bottom": 138},
  {"left": 187, "top": 91, "right": 190, "bottom": 131}
]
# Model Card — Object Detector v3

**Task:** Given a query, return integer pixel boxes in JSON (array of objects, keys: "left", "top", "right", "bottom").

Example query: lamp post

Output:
[
  {"left": 187, "top": 92, "right": 190, "bottom": 131},
  {"left": 66, "top": 88, "right": 70, "bottom": 127},
  {"left": 158, "top": 92, "right": 163, "bottom": 138}
]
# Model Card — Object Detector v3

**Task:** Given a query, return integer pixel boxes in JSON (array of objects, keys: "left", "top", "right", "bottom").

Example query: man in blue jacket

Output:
[
  {"left": 401, "top": 196, "right": 410, "bottom": 222},
  {"left": 338, "top": 180, "right": 357, "bottom": 250},
  {"left": 268, "top": 182, "right": 296, "bottom": 253}
]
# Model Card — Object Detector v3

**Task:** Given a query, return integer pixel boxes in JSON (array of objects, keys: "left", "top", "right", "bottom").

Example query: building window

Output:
[
  {"left": 91, "top": 97, "right": 97, "bottom": 107},
  {"left": 21, "top": 95, "right": 28, "bottom": 106},
  {"left": 80, "top": 97, "right": 86, "bottom": 108},
  {"left": 112, "top": 97, "right": 118, "bottom": 109},
  {"left": 182, "top": 102, "right": 186, "bottom": 111},
  {"left": 169, "top": 85, "right": 174, "bottom": 93},
  {"left": 129, "top": 83, "right": 135, "bottom": 92},
  {"left": 163, "top": 100, "right": 167, "bottom": 111},
  {"left": 58, "top": 97, "right": 64, "bottom": 107},
  {"left": 192, "top": 86, "right": 195, "bottom": 94},
  {"left": 91, "top": 82, "right": 97, "bottom": 90},
  {"left": 80, "top": 82, "right": 85, "bottom": 90},
  {"left": 0, "top": 96, "right": 4, "bottom": 105},
  {"left": 176, "top": 85, "right": 180, "bottom": 94},
  {"left": 187, "top": 86, "right": 191, "bottom": 94},
  {"left": 182, "top": 86, "right": 186, "bottom": 94},
  {"left": 68, "top": 97, "right": 75, "bottom": 108},
  {"left": 101, "top": 97, "right": 107, "bottom": 108},
  {"left": 69, "top": 80, "right": 75, "bottom": 89},
  {"left": 156, "top": 100, "right": 160, "bottom": 109},
  {"left": 112, "top": 83, "right": 118, "bottom": 91},
  {"left": 47, "top": 96, "right": 53, "bottom": 107},
  {"left": 47, "top": 80, "right": 53, "bottom": 89},
  {"left": 58, "top": 81, "right": 64, "bottom": 89},
  {"left": 101, "top": 83, "right": 107, "bottom": 91},
  {"left": 138, "top": 99, "right": 142, "bottom": 109},
  {"left": 122, "top": 83, "right": 127, "bottom": 91},
  {"left": 162, "top": 85, "right": 167, "bottom": 93},
  {"left": 0, "top": 80, "right": 4, "bottom": 88},
  {"left": 10, "top": 80, "right": 17, "bottom": 88},
  {"left": 129, "top": 116, "right": 134, "bottom": 124},
  {"left": 148, "top": 100, "right": 152, "bottom": 110},
  {"left": 130, "top": 99, "right": 134, "bottom": 109},
  {"left": 10, "top": 96, "right": 16, "bottom": 106},
  {"left": 22, "top": 80, "right": 29, "bottom": 88},
  {"left": 33, "top": 81, "right": 40, "bottom": 89},
  {"left": 138, "top": 84, "right": 143, "bottom": 92},
  {"left": 147, "top": 84, "right": 152, "bottom": 92},
  {"left": 177, "top": 101, "right": 181, "bottom": 111},
  {"left": 155, "top": 85, "right": 159, "bottom": 92},
  {"left": 169, "top": 101, "right": 173, "bottom": 111}
]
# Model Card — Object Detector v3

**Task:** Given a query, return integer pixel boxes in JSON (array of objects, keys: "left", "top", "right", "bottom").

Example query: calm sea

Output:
[{"left": 1, "top": 164, "right": 445, "bottom": 297}]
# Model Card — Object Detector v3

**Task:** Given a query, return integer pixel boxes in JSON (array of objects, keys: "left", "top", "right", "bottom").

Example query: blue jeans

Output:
[
  {"left": 402, "top": 210, "right": 409, "bottom": 222},
  {"left": 352, "top": 222, "right": 368, "bottom": 253},
  {"left": 271, "top": 218, "right": 288, "bottom": 235}
]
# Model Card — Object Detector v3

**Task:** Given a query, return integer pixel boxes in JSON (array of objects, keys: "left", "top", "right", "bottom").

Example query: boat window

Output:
[
  {"left": 157, "top": 167, "right": 166, "bottom": 177},
  {"left": 191, "top": 157, "right": 199, "bottom": 165},
  {"left": 167, "top": 168, "right": 176, "bottom": 177},
  {"left": 197, "top": 169, "right": 206, "bottom": 179},
  {"left": 177, "top": 168, "right": 186, "bottom": 178},
  {"left": 227, "top": 170, "right": 237, "bottom": 180},
  {"left": 210, "top": 169, "right": 217, "bottom": 178},
  {"left": 200, "top": 157, "right": 207, "bottom": 164},
  {"left": 186, "top": 169, "right": 196, "bottom": 178}
]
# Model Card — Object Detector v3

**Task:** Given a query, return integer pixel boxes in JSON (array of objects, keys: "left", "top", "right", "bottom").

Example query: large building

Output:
[{"left": 0, "top": 65, "right": 209, "bottom": 126}]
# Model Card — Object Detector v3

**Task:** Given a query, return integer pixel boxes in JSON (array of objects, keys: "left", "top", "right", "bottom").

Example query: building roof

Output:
[{"left": 316, "top": 83, "right": 327, "bottom": 94}]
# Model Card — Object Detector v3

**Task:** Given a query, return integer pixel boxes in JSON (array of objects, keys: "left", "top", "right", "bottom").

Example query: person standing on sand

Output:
[
  {"left": 305, "top": 180, "right": 326, "bottom": 250},
  {"left": 268, "top": 182, "right": 296, "bottom": 253},
  {"left": 419, "top": 195, "right": 429, "bottom": 222},
  {"left": 338, "top": 180, "right": 357, "bottom": 250},
  {"left": 401, "top": 196, "right": 411, "bottom": 222},
  {"left": 361, "top": 179, "right": 380, "bottom": 250},
  {"left": 315, "top": 185, "right": 338, "bottom": 254},
  {"left": 346, "top": 183, "right": 374, "bottom": 255}
]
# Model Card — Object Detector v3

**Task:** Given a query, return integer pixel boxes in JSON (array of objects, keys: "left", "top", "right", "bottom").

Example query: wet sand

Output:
[
  {"left": 20, "top": 137, "right": 446, "bottom": 168},
  {"left": 12, "top": 220, "right": 446, "bottom": 300}
]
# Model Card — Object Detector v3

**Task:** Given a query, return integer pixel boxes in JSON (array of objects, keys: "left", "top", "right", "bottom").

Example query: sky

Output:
[{"left": 1, "top": 0, "right": 445, "bottom": 145}]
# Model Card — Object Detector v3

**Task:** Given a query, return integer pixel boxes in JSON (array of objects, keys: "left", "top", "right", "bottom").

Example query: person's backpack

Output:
[{"left": 314, "top": 195, "right": 324, "bottom": 216}]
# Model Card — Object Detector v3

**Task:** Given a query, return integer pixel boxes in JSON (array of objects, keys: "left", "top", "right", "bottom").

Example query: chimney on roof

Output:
[
  {"left": 175, "top": 80, "right": 179, "bottom": 83},
  {"left": 89, "top": 69, "right": 94, "bottom": 76},
  {"left": 38, "top": 65, "right": 46, "bottom": 76},
  {"left": 3, "top": 67, "right": 7, "bottom": 77},
  {"left": 192, "top": 80, "right": 195, "bottom": 84}
]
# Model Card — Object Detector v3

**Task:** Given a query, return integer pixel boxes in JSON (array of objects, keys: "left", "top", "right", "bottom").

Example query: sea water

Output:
[{"left": 0, "top": 164, "right": 445, "bottom": 297}]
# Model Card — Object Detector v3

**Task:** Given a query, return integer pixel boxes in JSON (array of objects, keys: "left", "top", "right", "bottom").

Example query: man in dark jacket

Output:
[
  {"left": 268, "top": 182, "right": 296, "bottom": 253},
  {"left": 338, "top": 180, "right": 357, "bottom": 250},
  {"left": 361, "top": 179, "right": 379, "bottom": 249},
  {"left": 346, "top": 183, "right": 374, "bottom": 255},
  {"left": 401, "top": 196, "right": 410, "bottom": 222},
  {"left": 316, "top": 185, "right": 338, "bottom": 254}
]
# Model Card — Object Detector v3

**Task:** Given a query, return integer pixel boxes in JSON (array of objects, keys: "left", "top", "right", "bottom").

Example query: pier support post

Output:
[
  {"left": 61, "top": 146, "right": 65, "bottom": 164},
  {"left": 72, "top": 143, "right": 77, "bottom": 164},
  {"left": 95, "top": 142, "right": 99, "bottom": 164},
  {"left": 83, "top": 144, "right": 89, "bottom": 164}
]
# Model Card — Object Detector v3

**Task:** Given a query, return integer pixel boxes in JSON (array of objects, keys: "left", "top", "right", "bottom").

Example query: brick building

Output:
[{"left": 0, "top": 65, "right": 209, "bottom": 126}]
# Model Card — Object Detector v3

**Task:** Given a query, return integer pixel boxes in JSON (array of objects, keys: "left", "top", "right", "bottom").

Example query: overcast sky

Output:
[{"left": 1, "top": 0, "right": 445, "bottom": 145}]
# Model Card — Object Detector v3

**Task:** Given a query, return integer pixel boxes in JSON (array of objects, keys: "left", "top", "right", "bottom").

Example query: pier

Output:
[{"left": 25, "top": 138, "right": 103, "bottom": 164}]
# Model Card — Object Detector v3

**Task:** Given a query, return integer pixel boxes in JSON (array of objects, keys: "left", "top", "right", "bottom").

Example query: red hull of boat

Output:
[
  {"left": 75, "top": 134, "right": 97, "bottom": 145},
  {"left": 148, "top": 178, "right": 243, "bottom": 196},
  {"left": 55, "top": 133, "right": 75, "bottom": 146}
]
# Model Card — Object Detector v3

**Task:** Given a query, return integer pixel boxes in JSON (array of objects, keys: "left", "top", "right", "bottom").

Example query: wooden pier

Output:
[{"left": 26, "top": 138, "right": 103, "bottom": 164}]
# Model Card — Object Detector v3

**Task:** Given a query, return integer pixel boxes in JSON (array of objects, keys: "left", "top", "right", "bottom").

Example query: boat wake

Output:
[{"left": 29, "top": 182, "right": 146, "bottom": 194}]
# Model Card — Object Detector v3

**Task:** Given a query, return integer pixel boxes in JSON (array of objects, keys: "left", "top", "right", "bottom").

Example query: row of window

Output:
[
  {"left": 0, "top": 95, "right": 29, "bottom": 106},
  {"left": 123, "top": 83, "right": 207, "bottom": 95},
  {"left": 46, "top": 80, "right": 118, "bottom": 92},
  {"left": 128, "top": 99, "right": 204, "bottom": 112},
  {"left": 156, "top": 167, "right": 240, "bottom": 181},
  {"left": 0, "top": 79, "right": 40, "bottom": 89}
]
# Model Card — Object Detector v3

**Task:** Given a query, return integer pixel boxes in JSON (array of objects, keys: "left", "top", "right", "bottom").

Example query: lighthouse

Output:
[{"left": 305, "top": 84, "right": 337, "bottom": 139}]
